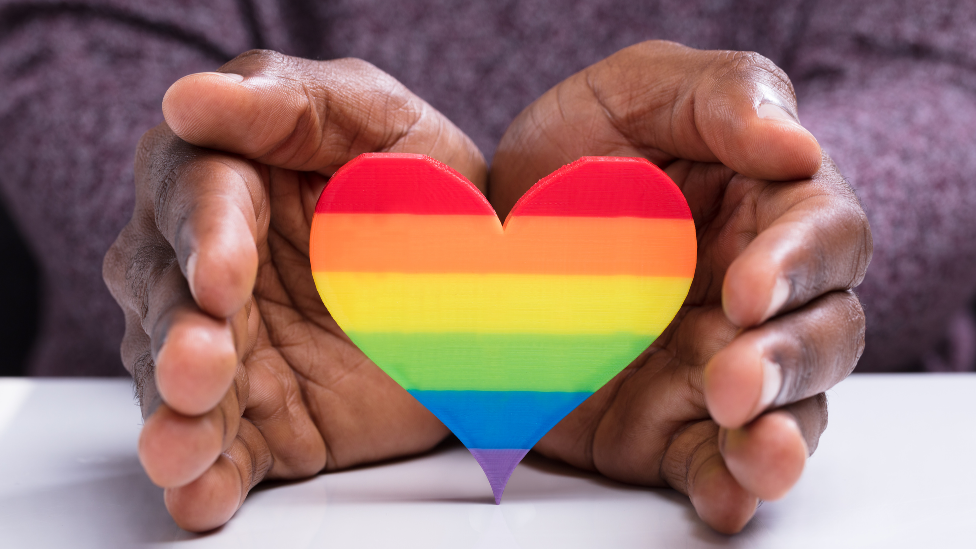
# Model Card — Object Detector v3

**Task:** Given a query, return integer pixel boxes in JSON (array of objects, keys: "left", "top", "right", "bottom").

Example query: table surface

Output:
[{"left": 0, "top": 374, "right": 974, "bottom": 548}]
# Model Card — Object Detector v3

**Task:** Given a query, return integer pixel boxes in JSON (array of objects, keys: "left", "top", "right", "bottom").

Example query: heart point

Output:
[{"left": 469, "top": 448, "right": 530, "bottom": 504}]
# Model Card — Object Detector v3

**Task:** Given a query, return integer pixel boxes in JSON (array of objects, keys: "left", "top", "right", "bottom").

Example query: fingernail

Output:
[
  {"left": 757, "top": 357, "right": 783, "bottom": 411},
  {"left": 757, "top": 103, "right": 798, "bottom": 124},
  {"left": 208, "top": 71, "right": 244, "bottom": 83},
  {"left": 186, "top": 252, "right": 198, "bottom": 299},
  {"left": 762, "top": 277, "right": 790, "bottom": 322}
]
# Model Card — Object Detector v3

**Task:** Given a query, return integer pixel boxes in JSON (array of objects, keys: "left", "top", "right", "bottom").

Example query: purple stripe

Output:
[{"left": 469, "top": 448, "right": 531, "bottom": 504}]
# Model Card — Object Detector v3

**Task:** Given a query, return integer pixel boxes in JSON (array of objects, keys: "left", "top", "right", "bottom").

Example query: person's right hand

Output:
[{"left": 103, "top": 50, "right": 486, "bottom": 532}]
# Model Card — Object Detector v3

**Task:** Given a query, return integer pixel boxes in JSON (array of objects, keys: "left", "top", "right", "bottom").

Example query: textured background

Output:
[{"left": 0, "top": 0, "right": 974, "bottom": 376}]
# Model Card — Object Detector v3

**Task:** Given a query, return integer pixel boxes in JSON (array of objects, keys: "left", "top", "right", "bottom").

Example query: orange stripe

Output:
[{"left": 310, "top": 213, "right": 696, "bottom": 277}]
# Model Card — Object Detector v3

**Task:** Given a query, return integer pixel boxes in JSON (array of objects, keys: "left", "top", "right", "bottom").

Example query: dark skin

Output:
[{"left": 103, "top": 41, "right": 871, "bottom": 534}]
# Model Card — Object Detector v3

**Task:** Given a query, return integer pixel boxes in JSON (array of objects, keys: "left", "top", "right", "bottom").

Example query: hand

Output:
[
  {"left": 103, "top": 50, "right": 486, "bottom": 531},
  {"left": 490, "top": 41, "right": 872, "bottom": 534}
]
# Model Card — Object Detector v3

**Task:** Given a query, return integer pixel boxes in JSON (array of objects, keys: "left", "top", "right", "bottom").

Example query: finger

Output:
[
  {"left": 135, "top": 125, "right": 263, "bottom": 319},
  {"left": 240, "top": 326, "right": 328, "bottom": 478},
  {"left": 491, "top": 40, "right": 821, "bottom": 216},
  {"left": 121, "top": 310, "right": 160, "bottom": 419},
  {"left": 556, "top": 307, "right": 733, "bottom": 479},
  {"left": 161, "top": 51, "right": 486, "bottom": 189},
  {"left": 721, "top": 156, "right": 873, "bottom": 327},
  {"left": 105, "top": 195, "right": 250, "bottom": 415},
  {"left": 143, "top": 258, "right": 248, "bottom": 415},
  {"left": 720, "top": 394, "right": 827, "bottom": 501},
  {"left": 704, "top": 291, "right": 864, "bottom": 428},
  {"left": 138, "top": 386, "right": 242, "bottom": 488},
  {"left": 164, "top": 418, "right": 273, "bottom": 532},
  {"left": 105, "top": 216, "right": 245, "bottom": 417},
  {"left": 544, "top": 319, "right": 755, "bottom": 533},
  {"left": 660, "top": 420, "right": 758, "bottom": 534}
]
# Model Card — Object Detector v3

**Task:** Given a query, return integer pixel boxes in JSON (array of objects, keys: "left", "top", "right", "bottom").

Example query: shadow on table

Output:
[
  {"left": 92, "top": 439, "right": 772, "bottom": 548},
  {"left": 517, "top": 448, "right": 773, "bottom": 546},
  {"left": 0, "top": 459, "right": 180, "bottom": 547},
  {"left": 251, "top": 438, "right": 498, "bottom": 506}
]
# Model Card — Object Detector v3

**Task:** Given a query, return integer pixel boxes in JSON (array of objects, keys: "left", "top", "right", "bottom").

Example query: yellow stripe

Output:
[{"left": 314, "top": 272, "right": 691, "bottom": 334}]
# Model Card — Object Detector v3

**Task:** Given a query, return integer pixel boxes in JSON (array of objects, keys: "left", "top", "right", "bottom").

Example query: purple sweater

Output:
[{"left": 1, "top": 0, "right": 975, "bottom": 376}]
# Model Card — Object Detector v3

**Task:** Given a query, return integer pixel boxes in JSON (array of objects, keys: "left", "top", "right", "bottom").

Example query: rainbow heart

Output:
[{"left": 310, "top": 154, "right": 696, "bottom": 502}]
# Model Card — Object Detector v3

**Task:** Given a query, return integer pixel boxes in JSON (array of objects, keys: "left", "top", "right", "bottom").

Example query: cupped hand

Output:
[
  {"left": 103, "top": 50, "right": 486, "bottom": 531},
  {"left": 490, "top": 41, "right": 872, "bottom": 534}
]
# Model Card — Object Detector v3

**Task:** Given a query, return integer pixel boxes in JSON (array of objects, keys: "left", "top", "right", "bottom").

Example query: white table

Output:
[{"left": 0, "top": 375, "right": 974, "bottom": 548}]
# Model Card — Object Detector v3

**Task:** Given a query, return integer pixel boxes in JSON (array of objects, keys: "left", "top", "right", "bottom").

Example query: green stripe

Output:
[{"left": 346, "top": 332, "right": 655, "bottom": 392}]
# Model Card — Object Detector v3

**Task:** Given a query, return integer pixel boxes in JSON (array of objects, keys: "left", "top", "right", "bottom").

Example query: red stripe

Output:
[
  {"left": 315, "top": 153, "right": 495, "bottom": 215},
  {"left": 508, "top": 157, "right": 692, "bottom": 219},
  {"left": 317, "top": 154, "right": 691, "bottom": 220}
]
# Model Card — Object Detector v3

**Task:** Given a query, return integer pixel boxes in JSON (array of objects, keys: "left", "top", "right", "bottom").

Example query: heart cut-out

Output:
[{"left": 310, "top": 153, "right": 696, "bottom": 502}]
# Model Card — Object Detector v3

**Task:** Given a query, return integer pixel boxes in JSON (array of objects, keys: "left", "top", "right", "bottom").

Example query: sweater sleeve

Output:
[
  {"left": 0, "top": 1, "right": 262, "bottom": 375},
  {"left": 788, "top": 0, "right": 976, "bottom": 371}
]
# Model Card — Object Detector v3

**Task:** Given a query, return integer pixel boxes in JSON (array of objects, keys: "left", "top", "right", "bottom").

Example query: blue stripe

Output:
[{"left": 408, "top": 390, "right": 591, "bottom": 449}]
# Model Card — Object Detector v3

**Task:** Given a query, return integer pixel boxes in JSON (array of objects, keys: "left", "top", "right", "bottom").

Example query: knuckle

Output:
[
  {"left": 777, "top": 332, "right": 820, "bottom": 404},
  {"left": 125, "top": 239, "right": 176, "bottom": 323},
  {"left": 104, "top": 219, "right": 160, "bottom": 306},
  {"left": 814, "top": 393, "right": 828, "bottom": 439},
  {"left": 146, "top": 143, "right": 212, "bottom": 239},
  {"left": 776, "top": 292, "right": 863, "bottom": 401},
  {"left": 331, "top": 57, "right": 413, "bottom": 106},
  {"left": 236, "top": 421, "right": 274, "bottom": 488},
  {"left": 816, "top": 157, "right": 874, "bottom": 288},
  {"left": 330, "top": 56, "right": 383, "bottom": 77},
  {"left": 844, "top": 291, "right": 867, "bottom": 370},
  {"left": 102, "top": 235, "right": 129, "bottom": 301},
  {"left": 135, "top": 127, "right": 162, "bottom": 173},
  {"left": 233, "top": 365, "right": 249, "bottom": 417},
  {"left": 223, "top": 49, "right": 290, "bottom": 75},
  {"left": 135, "top": 122, "right": 176, "bottom": 157},
  {"left": 136, "top": 124, "right": 187, "bottom": 182},
  {"left": 152, "top": 165, "right": 180, "bottom": 230},
  {"left": 798, "top": 393, "right": 829, "bottom": 455},
  {"left": 327, "top": 58, "right": 423, "bottom": 150},
  {"left": 715, "top": 50, "right": 796, "bottom": 104},
  {"left": 723, "top": 50, "right": 769, "bottom": 72},
  {"left": 120, "top": 312, "right": 148, "bottom": 371},
  {"left": 236, "top": 48, "right": 280, "bottom": 61},
  {"left": 814, "top": 291, "right": 865, "bottom": 379},
  {"left": 725, "top": 50, "right": 789, "bottom": 83},
  {"left": 617, "top": 39, "right": 686, "bottom": 63},
  {"left": 851, "top": 208, "right": 874, "bottom": 286},
  {"left": 784, "top": 221, "right": 832, "bottom": 302},
  {"left": 237, "top": 48, "right": 279, "bottom": 60},
  {"left": 131, "top": 349, "right": 157, "bottom": 412},
  {"left": 261, "top": 81, "right": 321, "bottom": 165},
  {"left": 135, "top": 126, "right": 202, "bottom": 225}
]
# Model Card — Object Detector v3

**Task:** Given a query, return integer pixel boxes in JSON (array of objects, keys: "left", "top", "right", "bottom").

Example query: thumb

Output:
[
  {"left": 589, "top": 40, "right": 822, "bottom": 182},
  {"left": 161, "top": 50, "right": 486, "bottom": 188},
  {"left": 690, "top": 52, "right": 822, "bottom": 182},
  {"left": 490, "top": 41, "right": 821, "bottom": 217}
]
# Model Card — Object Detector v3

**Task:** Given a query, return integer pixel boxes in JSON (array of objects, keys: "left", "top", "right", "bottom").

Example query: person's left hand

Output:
[{"left": 489, "top": 41, "right": 871, "bottom": 534}]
